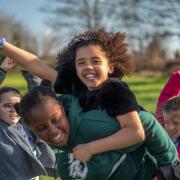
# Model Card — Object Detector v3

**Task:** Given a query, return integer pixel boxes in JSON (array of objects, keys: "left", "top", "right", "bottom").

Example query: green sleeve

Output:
[
  {"left": 58, "top": 94, "right": 74, "bottom": 114},
  {"left": 139, "top": 111, "right": 179, "bottom": 167}
]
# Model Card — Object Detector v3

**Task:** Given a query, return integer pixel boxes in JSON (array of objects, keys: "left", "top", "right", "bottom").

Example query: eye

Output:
[
  {"left": 36, "top": 125, "right": 48, "bottom": 132},
  {"left": 52, "top": 118, "right": 60, "bottom": 124},
  {"left": 76, "top": 59, "right": 85, "bottom": 66},
  {"left": 173, "top": 121, "right": 180, "bottom": 126},
  {"left": 92, "top": 57, "right": 101, "bottom": 64},
  {"left": 5, "top": 103, "right": 13, "bottom": 109}
]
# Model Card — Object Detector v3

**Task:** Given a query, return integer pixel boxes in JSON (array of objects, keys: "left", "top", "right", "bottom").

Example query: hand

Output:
[
  {"left": 152, "top": 176, "right": 158, "bottom": 180},
  {"left": 73, "top": 143, "right": 94, "bottom": 163},
  {"left": 0, "top": 57, "right": 16, "bottom": 71}
]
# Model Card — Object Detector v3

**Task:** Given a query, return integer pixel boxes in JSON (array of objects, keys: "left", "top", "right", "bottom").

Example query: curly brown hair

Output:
[{"left": 57, "top": 29, "right": 134, "bottom": 78}]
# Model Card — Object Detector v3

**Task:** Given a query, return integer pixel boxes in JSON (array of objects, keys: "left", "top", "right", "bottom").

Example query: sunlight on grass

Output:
[{"left": 124, "top": 74, "right": 167, "bottom": 113}]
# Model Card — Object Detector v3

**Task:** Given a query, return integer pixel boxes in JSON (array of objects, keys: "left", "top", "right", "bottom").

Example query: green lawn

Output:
[
  {"left": 1, "top": 72, "right": 168, "bottom": 180},
  {"left": 124, "top": 74, "right": 167, "bottom": 113}
]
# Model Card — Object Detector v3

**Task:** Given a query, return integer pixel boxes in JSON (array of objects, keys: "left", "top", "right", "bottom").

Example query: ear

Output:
[{"left": 108, "top": 63, "right": 115, "bottom": 74}]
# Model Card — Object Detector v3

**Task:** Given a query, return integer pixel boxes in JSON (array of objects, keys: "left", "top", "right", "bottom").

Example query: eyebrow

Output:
[{"left": 76, "top": 58, "right": 85, "bottom": 62}]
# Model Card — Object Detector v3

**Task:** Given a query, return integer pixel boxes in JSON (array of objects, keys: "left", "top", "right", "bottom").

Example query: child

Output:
[
  {"left": 0, "top": 86, "right": 56, "bottom": 179},
  {"left": 0, "top": 58, "right": 56, "bottom": 179},
  {"left": 162, "top": 96, "right": 180, "bottom": 159},
  {"left": 156, "top": 70, "right": 180, "bottom": 127},
  {"left": 0, "top": 31, "right": 145, "bottom": 163}
]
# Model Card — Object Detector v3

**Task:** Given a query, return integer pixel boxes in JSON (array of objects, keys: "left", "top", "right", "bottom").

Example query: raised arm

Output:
[{"left": 1, "top": 38, "right": 58, "bottom": 83}]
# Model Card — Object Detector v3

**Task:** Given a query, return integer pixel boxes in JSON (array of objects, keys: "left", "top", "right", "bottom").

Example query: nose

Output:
[
  {"left": 84, "top": 61, "right": 93, "bottom": 69},
  {"left": 9, "top": 106, "right": 16, "bottom": 112},
  {"left": 168, "top": 124, "right": 175, "bottom": 130},
  {"left": 49, "top": 125, "right": 59, "bottom": 137}
]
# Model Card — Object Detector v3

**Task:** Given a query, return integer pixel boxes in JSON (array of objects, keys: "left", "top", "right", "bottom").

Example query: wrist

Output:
[
  {"left": 0, "top": 37, "right": 6, "bottom": 49},
  {"left": 86, "top": 142, "right": 96, "bottom": 156}
]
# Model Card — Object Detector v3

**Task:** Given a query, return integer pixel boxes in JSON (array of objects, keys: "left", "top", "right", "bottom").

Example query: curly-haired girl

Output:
[{"left": 0, "top": 30, "right": 145, "bottom": 163}]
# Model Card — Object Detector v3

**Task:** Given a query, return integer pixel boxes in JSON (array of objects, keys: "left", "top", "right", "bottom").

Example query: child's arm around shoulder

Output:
[
  {"left": 73, "top": 111, "right": 145, "bottom": 162},
  {"left": 73, "top": 79, "right": 145, "bottom": 162}
]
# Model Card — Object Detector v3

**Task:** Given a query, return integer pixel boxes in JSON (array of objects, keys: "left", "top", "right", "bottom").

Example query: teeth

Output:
[
  {"left": 85, "top": 74, "right": 96, "bottom": 79},
  {"left": 9, "top": 115, "right": 18, "bottom": 118},
  {"left": 54, "top": 133, "right": 62, "bottom": 140}
]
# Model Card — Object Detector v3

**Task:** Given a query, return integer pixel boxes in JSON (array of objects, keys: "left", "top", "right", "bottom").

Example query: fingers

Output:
[{"left": 8, "top": 58, "right": 15, "bottom": 65}]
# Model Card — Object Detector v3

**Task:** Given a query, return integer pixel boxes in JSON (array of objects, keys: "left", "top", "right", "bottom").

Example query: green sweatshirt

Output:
[{"left": 57, "top": 95, "right": 179, "bottom": 180}]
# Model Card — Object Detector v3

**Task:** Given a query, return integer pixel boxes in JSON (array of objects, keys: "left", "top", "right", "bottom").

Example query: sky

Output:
[{"left": 0, "top": 0, "right": 49, "bottom": 40}]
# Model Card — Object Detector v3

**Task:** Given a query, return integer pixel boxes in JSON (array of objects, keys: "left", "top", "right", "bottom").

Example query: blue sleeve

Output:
[
  {"left": 0, "top": 68, "right": 6, "bottom": 85},
  {"left": 21, "top": 70, "right": 41, "bottom": 91}
]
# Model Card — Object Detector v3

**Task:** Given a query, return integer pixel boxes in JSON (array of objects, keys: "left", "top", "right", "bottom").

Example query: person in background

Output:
[
  {"left": 162, "top": 96, "right": 180, "bottom": 159},
  {"left": 0, "top": 58, "right": 56, "bottom": 180},
  {"left": 156, "top": 70, "right": 180, "bottom": 127}
]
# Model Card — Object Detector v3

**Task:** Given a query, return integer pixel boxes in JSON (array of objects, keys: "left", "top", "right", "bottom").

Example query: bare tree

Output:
[
  {"left": 0, "top": 12, "right": 38, "bottom": 56},
  {"left": 40, "top": 0, "right": 180, "bottom": 48}
]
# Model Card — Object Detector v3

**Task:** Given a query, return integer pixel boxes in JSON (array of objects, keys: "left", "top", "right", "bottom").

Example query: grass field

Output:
[{"left": 1, "top": 72, "right": 168, "bottom": 180}]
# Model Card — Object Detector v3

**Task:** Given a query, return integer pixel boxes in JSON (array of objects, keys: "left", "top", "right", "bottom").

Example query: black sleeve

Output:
[
  {"left": 0, "top": 67, "right": 6, "bottom": 85},
  {"left": 101, "top": 79, "right": 139, "bottom": 116}
]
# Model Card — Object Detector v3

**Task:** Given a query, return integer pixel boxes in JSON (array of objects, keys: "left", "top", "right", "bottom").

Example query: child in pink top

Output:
[
  {"left": 156, "top": 70, "right": 180, "bottom": 127},
  {"left": 162, "top": 96, "right": 180, "bottom": 159}
]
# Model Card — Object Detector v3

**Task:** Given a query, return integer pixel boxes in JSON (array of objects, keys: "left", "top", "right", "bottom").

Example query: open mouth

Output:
[
  {"left": 85, "top": 73, "right": 97, "bottom": 80},
  {"left": 52, "top": 132, "right": 64, "bottom": 143},
  {"left": 9, "top": 114, "right": 19, "bottom": 118}
]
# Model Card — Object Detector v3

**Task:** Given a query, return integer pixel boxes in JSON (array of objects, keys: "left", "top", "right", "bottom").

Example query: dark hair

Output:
[
  {"left": 57, "top": 29, "right": 134, "bottom": 79},
  {"left": 20, "top": 86, "right": 60, "bottom": 124},
  {"left": 163, "top": 96, "right": 180, "bottom": 114},
  {"left": 0, "top": 86, "right": 21, "bottom": 100}
]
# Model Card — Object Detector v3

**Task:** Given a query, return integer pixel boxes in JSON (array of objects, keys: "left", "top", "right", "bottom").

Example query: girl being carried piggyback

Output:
[{"left": 0, "top": 30, "right": 145, "bottom": 163}]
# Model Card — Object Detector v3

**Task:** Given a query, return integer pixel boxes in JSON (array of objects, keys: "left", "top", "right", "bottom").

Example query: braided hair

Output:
[{"left": 20, "top": 86, "right": 60, "bottom": 124}]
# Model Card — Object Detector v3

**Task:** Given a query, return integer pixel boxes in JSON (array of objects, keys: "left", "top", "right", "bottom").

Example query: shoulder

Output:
[
  {"left": 102, "top": 78, "right": 132, "bottom": 97},
  {"left": 59, "top": 94, "right": 77, "bottom": 106},
  {"left": 101, "top": 78, "right": 136, "bottom": 101},
  {"left": 100, "top": 78, "right": 139, "bottom": 116},
  {"left": 59, "top": 94, "right": 81, "bottom": 114}
]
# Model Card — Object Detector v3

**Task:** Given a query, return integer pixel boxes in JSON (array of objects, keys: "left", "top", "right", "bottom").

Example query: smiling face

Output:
[
  {"left": 28, "top": 98, "right": 70, "bottom": 147},
  {"left": 75, "top": 45, "right": 114, "bottom": 91},
  {"left": 0, "top": 92, "right": 21, "bottom": 124},
  {"left": 164, "top": 110, "right": 180, "bottom": 138}
]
